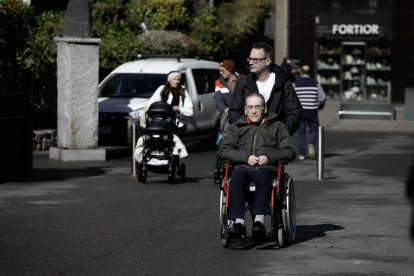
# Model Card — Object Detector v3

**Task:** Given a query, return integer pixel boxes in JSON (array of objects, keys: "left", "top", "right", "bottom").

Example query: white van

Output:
[{"left": 98, "top": 56, "right": 221, "bottom": 146}]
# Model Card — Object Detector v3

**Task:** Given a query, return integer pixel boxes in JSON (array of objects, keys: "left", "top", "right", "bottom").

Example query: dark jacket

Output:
[
  {"left": 228, "top": 65, "right": 303, "bottom": 136},
  {"left": 218, "top": 112, "right": 296, "bottom": 172}
]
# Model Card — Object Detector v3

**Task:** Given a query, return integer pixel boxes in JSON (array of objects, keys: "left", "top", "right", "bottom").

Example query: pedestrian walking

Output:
[
  {"left": 228, "top": 42, "right": 303, "bottom": 136},
  {"left": 214, "top": 59, "right": 239, "bottom": 184},
  {"left": 293, "top": 65, "right": 326, "bottom": 160},
  {"left": 215, "top": 59, "right": 238, "bottom": 135},
  {"left": 280, "top": 57, "right": 296, "bottom": 83}
]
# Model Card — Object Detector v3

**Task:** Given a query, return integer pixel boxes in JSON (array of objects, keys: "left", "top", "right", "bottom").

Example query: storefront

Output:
[
  {"left": 315, "top": 14, "right": 393, "bottom": 103},
  {"left": 287, "top": 0, "right": 414, "bottom": 105}
]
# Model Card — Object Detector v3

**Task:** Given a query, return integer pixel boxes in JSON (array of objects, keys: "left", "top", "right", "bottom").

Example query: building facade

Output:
[{"left": 288, "top": 0, "right": 414, "bottom": 103}]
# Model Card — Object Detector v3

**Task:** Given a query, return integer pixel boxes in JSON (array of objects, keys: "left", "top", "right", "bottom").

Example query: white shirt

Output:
[{"left": 256, "top": 72, "right": 275, "bottom": 103}]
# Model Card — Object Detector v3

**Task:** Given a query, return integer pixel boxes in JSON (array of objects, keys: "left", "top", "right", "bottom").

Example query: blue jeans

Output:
[
  {"left": 299, "top": 109, "right": 319, "bottom": 156},
  {"left": 228, "top": 167, "right": 273, "bottom": 220}
]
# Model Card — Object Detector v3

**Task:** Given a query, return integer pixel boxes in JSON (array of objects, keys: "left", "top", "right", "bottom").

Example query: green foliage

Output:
[
  {"left": 140, "top": 30, "right": 189, "bottom": 55},
  {"left": 18, "top": 11, "right": 64, "bottom": 79},
  {"left": 5, "top": 0, "right": 271, "bottom": 117},
  {"left": 219, "top": 0, "right": 272, "bottom": 41},
  {"left": 190, "top": 7, "right": 223, "bottom": 55},
  {"left": 98, "top": 29, "right": 147, "bottom": 70},
  {"left": 192, "top": 0, "right": 272, "bottom": 55},
  {"left": 17, "top": 11, "right": 63, "bottom": 110},
  {"left": 0, "top": 0, "right": 34, "bottom": 91},
  {"left": 94, "top": 0, "right": 193, "bottom": 70},
  {"left": 127, "top": 0, "right": 191, "bottom": 32}
]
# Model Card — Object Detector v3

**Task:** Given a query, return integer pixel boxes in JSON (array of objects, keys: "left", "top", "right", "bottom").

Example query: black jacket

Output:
[
  {"left": 218, "top": 112, "right": 296, "bottom": 172},
  {"left": 228, "top": 65, "right": 303, "bottom": 135}
]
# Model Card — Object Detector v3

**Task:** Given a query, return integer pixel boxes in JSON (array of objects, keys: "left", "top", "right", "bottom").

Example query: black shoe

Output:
[
  {"left": 252, "top": 221, "right": 266, "bottom": 239},
  {"left": 228, "top": 223, "right": 246, "bottom": 239}
]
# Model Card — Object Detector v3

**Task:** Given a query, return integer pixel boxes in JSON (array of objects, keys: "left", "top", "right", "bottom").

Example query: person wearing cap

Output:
[
  {"left": 293, "top": 65, "right": 326, "bottom": 160},
  {"left": 215, "top": 59, "right": 238, "bottom": 114},
  {"left": 214, "top": 59, "right": 239, "bottom": 184},
  {"left": 140, "top": 71, "right": 193, "bottom": 128},
  {"left": 228, "top": 42, "right": 303, "bottom": 136},
  {"left": 215, "top": 59, "right": 239, "bottom": 132}
]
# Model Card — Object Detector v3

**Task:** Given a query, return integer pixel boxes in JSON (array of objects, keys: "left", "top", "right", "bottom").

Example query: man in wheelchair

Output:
[{"left": 218, "top": 93, "right": 296, "bottom": 239}]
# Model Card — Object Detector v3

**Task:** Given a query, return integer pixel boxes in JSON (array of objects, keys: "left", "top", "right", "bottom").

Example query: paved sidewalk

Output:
[{"left": 319, "top": 99, "right": 414, "bottom": 133}]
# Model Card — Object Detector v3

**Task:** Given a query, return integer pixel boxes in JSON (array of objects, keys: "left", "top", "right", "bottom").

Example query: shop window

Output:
[{"left": 316, "top": 40, "right": 391, "bottom": 102}]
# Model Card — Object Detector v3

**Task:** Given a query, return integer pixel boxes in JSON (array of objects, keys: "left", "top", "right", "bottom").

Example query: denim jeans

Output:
[{"left": 298, "top": 109, "right": 319, "bottom": 156}]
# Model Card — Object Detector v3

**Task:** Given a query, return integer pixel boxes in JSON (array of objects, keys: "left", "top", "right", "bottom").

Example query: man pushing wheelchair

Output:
[{"left": 218, "top": 93, "right": 296, "bottom": 240}]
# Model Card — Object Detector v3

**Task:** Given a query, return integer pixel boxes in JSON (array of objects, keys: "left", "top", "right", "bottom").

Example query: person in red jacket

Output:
[
  {"left": 215, "top": 59, "right": 238, "bottom": 132},
  {"left": 214, "top": 59, "right": 239, "bottom": 184}
]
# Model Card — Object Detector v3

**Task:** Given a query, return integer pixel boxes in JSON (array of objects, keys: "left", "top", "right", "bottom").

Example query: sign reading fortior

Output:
[
  {"left": 316, "top": 14, "right": 392, "bottom": 40},
  {"left": 332, "top": 24, "right": 379, "bottom": 35}
]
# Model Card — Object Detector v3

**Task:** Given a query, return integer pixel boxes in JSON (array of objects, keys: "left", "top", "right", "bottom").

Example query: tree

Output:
[
  {"left": 0, "top": 0, "right": 34, "bottom": 92},
  {"left": 8, "top": 0, "right": 272, "bottom": 127},
  {"left": 191, "top": 0, "right": 272, "bottom": 56}
]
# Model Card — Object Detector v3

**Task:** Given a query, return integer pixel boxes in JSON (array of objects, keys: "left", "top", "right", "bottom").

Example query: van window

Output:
[
  {"left": 192, "top": 69, "right": 220, "bottom": 95},
  {"left": 100, "top": 73, "right": 166, "bottom": 98}
]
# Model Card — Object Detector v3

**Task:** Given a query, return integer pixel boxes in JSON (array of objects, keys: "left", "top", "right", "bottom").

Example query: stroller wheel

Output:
[
  {"left": 141, "top": 165, "right": 147, "bottom": 184},
  {"left": 168, "top": 171, "right": 175, "bottom": 184},
  {"left": 168, "top": 164, "right": 175, "bottom": 184},
  {"left": 136, "top": 162, "right": 143, "bottom": 182},
  {"left": 180, "top": 164, "right": 186, "bottom": 183}
]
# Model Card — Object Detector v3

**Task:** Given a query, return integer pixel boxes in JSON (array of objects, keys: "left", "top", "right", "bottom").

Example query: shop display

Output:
[{"left": 316, "top": 40, "right": 391, "bottom": 102}]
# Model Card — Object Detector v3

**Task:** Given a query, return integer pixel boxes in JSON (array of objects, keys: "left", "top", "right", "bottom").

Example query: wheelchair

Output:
[{"left": 219, "top": 161, "right": 296, "bottom": 248}]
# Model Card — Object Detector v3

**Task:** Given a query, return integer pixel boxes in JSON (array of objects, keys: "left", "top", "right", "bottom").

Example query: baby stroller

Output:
[{"left": 136, "top": 101, "right": 186, "bottom": 184}]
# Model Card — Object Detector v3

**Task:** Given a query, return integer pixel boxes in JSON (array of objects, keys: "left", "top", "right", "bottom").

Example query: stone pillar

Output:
[
  {"left": 49, "top": 0, "right": 105, "bottom": 161},
  {"left": 274, "top": 0, "right": 289, "bottom": 64}
]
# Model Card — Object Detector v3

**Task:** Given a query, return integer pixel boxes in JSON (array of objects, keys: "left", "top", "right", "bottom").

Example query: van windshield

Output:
[{"left": 99, "top": 73, "right": 167, "bottom": 98}]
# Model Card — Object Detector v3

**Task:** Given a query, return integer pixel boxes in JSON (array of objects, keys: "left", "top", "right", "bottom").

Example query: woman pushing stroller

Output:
[
  {"left": 134, "top": 71, "right": 193, "bottom": 164},
  {"left": 139, "top": 71, "right": 193, "bottom": 129}
]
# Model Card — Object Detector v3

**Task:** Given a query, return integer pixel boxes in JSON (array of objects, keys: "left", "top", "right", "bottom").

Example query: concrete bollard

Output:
[{"left": 317, "top": 126, "right": 324, "bottom": 181}]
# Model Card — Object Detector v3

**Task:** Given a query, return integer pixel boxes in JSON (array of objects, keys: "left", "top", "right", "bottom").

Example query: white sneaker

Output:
[{"left": 308, "top": 144, "right": 315, "bottom": 159}]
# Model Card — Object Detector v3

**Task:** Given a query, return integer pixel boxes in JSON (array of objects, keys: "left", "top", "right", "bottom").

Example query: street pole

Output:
[
  {"left": 317, "top": 126, "right": 324, "bottom": 180},
  {"left": 131, "top": 124, "right": 136, "bottom": 177}
]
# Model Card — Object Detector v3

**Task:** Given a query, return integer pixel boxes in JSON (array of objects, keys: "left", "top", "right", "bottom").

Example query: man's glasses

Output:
[
  {"left": 246, "top": 57, "right": 268, "bottom": 64},
  {"left": 245, "top": 105, "right": 265, "bottom": 111}
]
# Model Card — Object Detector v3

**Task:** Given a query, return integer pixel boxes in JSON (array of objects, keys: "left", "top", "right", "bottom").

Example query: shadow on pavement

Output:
[
  {"left": 222, "top": 223, "right": 344, "bottom": 250},
  {"left": 11, "top": 167, "right": 108, "bottom": 183},
  {"left": 295, "top": 223, "right": 344, "bottom": 243}
]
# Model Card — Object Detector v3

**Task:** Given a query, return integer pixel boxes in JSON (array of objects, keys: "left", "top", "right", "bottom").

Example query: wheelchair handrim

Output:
[{"left": 285, "top": 175, "right": 296, "bottom": 241}]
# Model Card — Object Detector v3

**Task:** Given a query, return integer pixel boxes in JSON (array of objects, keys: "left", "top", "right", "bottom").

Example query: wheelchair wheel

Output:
[
  {"left": 180, "top": 164, "right": 186, "bottom": 183},
  {"left": 278, "top": 228, "right": 286, "bottom": 248},
  {"left": 282, "top": 173, "right": 296, "bottom": 244},
  {"left": 220, "top": 189, "right": 229, "bottom": 247}
]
